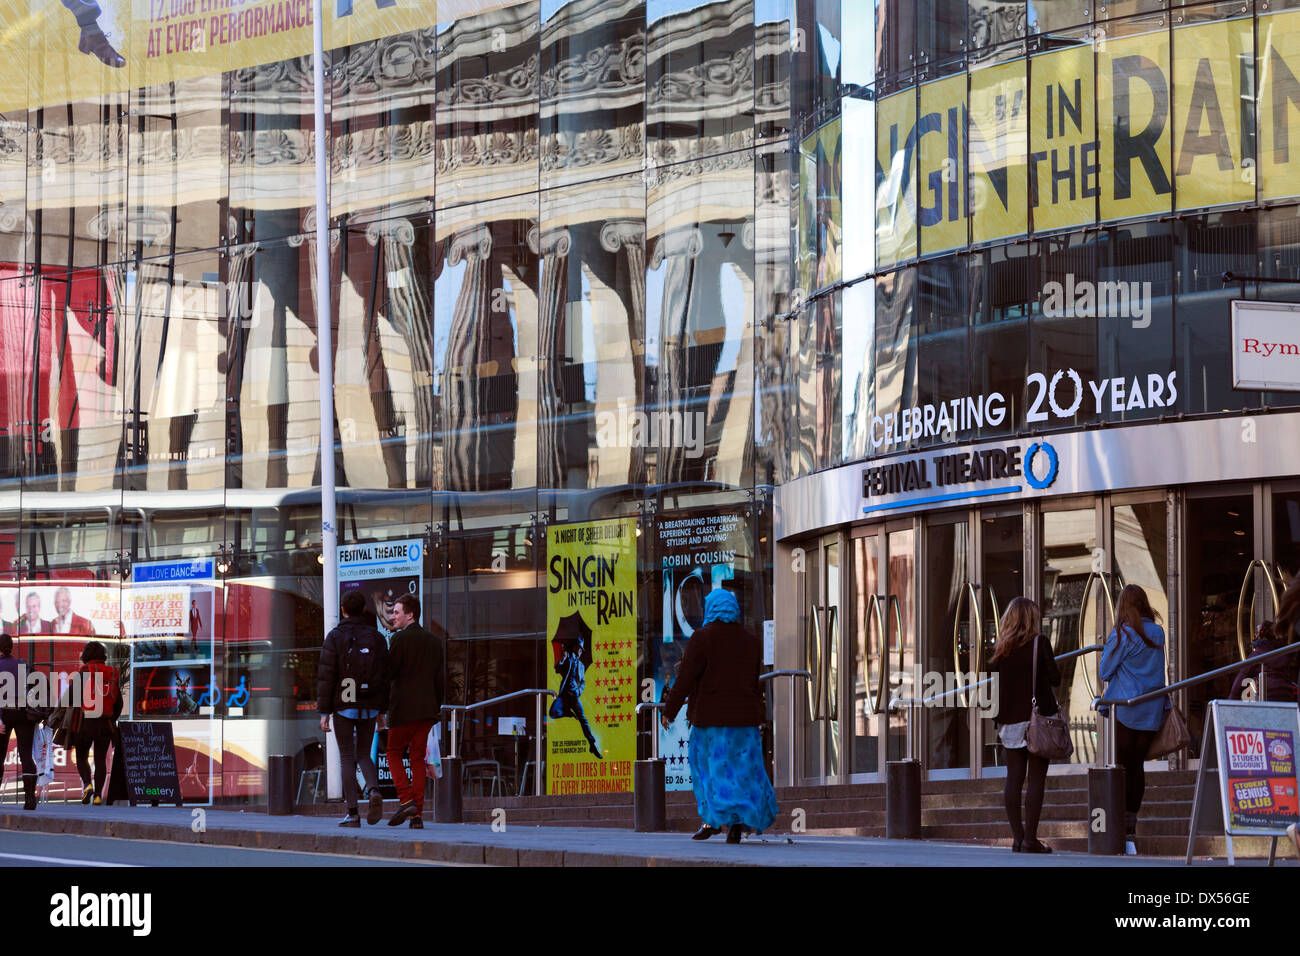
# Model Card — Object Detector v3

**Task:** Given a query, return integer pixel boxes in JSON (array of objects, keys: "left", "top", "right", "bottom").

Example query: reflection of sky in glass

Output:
[
  {"left": 842, "top": 280, "right": 875, "bottom": 461},
  {"left": 541, "top": 0, "right": 574, "bottom": 22},
  {"left": 580, "top": 267, "right": 596, "bottom": 402},
  {"left": 645, "top": 259, "right": 665, "bottom": 367},
  {"left": 432, "top": 259, "right": 464, "bottom": 388},
  {"left": 717, "top": 264, "right": 743, "bottom": 374},
  {"left": 648, "top": 0, "right": 715, "bottom": 23},
  {"left": 500, "top": 271, "right": 520, "bottom": 347},
  {"left": 818, "top": 23, "right": 841, "bottom": 78},
  {"left": 754, "top": 0, "right": 790, "bottom": 25}
]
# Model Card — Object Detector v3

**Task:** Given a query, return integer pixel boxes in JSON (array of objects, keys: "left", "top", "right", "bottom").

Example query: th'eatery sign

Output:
[{"left": 1232, "top": 300, "right": 1300, "bottom": 392}]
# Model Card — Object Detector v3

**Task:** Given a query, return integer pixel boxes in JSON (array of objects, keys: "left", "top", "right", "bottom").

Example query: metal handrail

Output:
[
  {"left": 441, "top": 688, "right": 556, "bottom": 796},
  {"left": 1092, "top": 641, "right": 1300, "bottom": 767},
  {"left": 888, "top": 643, "right": 1106, "bottom": 762},
  {"left": 636, "top": 702, "right": 665, "bottom": 759},
  {"left": 761, "top": 669, "right": 812, "bottom": 786}
]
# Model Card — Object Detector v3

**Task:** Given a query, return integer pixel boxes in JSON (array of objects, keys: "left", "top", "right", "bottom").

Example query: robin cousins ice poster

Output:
[{"left": 546, "top": 518, "right": 636, "bottom": 795}]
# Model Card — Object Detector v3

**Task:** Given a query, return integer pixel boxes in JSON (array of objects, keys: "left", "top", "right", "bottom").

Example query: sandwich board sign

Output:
[{"left": 1185, "top": 701, "right": 1300, "bottom": 865}]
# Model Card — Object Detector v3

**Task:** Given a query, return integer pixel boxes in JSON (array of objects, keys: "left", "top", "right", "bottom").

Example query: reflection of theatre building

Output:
[{"left": 1, "top": 0, "right": 1299, "bottom": 819}]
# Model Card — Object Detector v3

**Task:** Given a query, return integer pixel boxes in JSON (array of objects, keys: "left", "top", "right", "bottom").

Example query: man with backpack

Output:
[
  {"left": 318, "top": 589, "right": 392, "bottom": 827},
  {"left": 381, "top": 593, "right": 445, "bottom": 828}
]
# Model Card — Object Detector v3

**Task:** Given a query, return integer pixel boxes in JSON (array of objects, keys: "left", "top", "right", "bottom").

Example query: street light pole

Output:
[{"left": 312, "top": 0, "right": 341, "bottom": 800}]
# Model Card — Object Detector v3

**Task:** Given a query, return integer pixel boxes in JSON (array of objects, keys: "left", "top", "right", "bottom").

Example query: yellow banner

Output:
[
  {"left": 1173, "top": 17, "right": 1254, "bottom": 210},
  {"left": 1099, "top": 30, "right": 1172, "bottom": 221},
  {"left": 0, "top": 0, "right": 432, "bottom": 112},
  {"left": 797, "top": 117, "right": 842, "bottom": 293},
  {"left": 1259, "top": 9, "right": 1300, "bottom": 201},
  {"left": 875, "top": 87, "right": 917, "bottom": 268},
  {"left": 1030, "top": 44, "right": 1096, "bottom": 231},
  {"left": 970, "top": 58, "right": 1027, "bottom": 244},
  {"left": 918, "top": 73, "right": 966, "bottom": 255},
  {"left": 546, "top": 517, "right": 637, "bottom": 796}
]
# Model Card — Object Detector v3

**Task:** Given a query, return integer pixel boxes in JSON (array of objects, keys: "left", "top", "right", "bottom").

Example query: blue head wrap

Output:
[{"left": 702, "top": 588, "right": 740, "bottom": 626}]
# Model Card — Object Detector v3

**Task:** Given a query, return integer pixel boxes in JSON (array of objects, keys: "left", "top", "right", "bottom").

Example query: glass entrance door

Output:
[
  {"left": 846, "top": 523, "right": 916, "bottom": 779},
  {"left": 801, "top": 535, "right": 841, "bottom": 781},
  {"left": 976, "top": 510, "right": 1024, "bottom": 771}
]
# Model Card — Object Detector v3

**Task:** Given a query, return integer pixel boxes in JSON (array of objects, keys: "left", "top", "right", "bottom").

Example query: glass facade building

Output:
[{"left": 1, "top": 0, "right": 1298, "bottom": 801}]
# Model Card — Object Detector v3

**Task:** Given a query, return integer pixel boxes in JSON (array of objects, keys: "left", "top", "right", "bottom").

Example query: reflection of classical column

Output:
[
  {"left": 649, "top": 226, "right": 702, "bottom": 484},
  {"left": 222, "top": 238, "right": 259, "bottom": 485},
  {"left": 374, "top": 219, "right": 434, "bottom": 489},
  {"left": 295, "top": 209, "right": 341, "bottom": 488},
  {"left": 359, "top": 217, "right": 418, "bottom": 489},
  {"left": 599, "top": 219, "right": 645, "bottom": 481},
  {"left": 531, "top": 224, "right": 570, "bottom": 491},
  {"left": 443, "top": 223, "right": 493, "bottom": 492}
]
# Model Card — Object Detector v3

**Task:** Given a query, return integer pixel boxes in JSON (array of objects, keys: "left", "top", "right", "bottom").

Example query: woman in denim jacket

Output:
[{"left": 1099, "top": 584, "right": 1169, "bottom": 855}]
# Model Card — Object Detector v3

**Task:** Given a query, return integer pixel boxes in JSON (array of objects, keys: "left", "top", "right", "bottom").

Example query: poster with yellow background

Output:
[
  {"left": 546, "top": 517, "right": 637, "bottom": 795},
  {"left": 0, "top": 0, "right": 432, "bottom": 112}
]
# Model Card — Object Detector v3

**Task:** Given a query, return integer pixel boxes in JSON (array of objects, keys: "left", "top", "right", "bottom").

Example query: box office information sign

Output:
[
  {"left": 654, "top": 509, "right": 749, "bottom": 791},
  {"left": 1186, "top": 701, "right": 1300, "bottom": 864},
  {"left": 337, "top": 538, "right": 424, "bottom": 799}
]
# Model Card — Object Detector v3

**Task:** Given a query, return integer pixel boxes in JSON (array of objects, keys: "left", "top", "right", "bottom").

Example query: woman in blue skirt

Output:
[{"left": 661, "top": 588, "right": 778, "bottom": 843}]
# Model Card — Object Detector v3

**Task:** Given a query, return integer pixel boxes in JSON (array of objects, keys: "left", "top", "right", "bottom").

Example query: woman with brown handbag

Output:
[
  {"left": 1099, "top": 584, "right": 1169, "bottom": 856},
  {"left": 989, "top": 597, "right": 1061, "bottom": 854}
]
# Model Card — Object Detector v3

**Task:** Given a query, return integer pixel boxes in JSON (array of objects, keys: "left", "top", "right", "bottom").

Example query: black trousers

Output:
[
  {"left": 1004, "top": 746, "right": 1050, "bottom": 844},
  {"left": 1115, "top": 722, "right": 1157, "bottom": 833},
  {"left": 0, "top": 711, "right": 37, "bottom": 783},
  {"left": 333, "top": 712, "right": 379, "bottom": 811},
  {"left": 74, "top": 730, "right": 112, "bottom": 794}
]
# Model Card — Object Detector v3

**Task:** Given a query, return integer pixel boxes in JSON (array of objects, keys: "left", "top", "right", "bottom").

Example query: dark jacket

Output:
[
  {"left": 1229, "top": 635, "right": 1299, "bottom": 702},
  {"left": 661, "top": 622, "right": 766, "bottom": 727},
  {"left": 991, "top": 635, "right": 1060, "bottom": 726},
  {"left": 387, "top": 623, "right": 446, "bottom": 727},
  {"left": 317, "top": 616, "right": 391, "bottom": 715}
]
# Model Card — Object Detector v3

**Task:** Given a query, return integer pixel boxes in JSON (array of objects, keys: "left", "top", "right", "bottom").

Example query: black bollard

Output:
[
  {"left": 1088, "top": 766, "right": 1126, "bottom": 854},
  {"left": 437, "top": 756, "right": 463, "bottom": 823},
  {"left": 267, "top": 755, "right": 293, "bottom": 816},
  {"left": 885, "top": 759, "right": 921, "bottom": 839},
  {"left": 634, "top": 758, "right": 666, "bottom": 832}
]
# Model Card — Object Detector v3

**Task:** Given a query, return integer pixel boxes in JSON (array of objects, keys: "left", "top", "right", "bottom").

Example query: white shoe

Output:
[{"left": 1124, "top": 840, "right": 1138, "bottom": 856}]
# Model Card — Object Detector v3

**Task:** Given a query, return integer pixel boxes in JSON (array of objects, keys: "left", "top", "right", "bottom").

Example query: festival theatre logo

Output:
[{"left": 861, "top": 441, "right": 1060, "bottom": 513}]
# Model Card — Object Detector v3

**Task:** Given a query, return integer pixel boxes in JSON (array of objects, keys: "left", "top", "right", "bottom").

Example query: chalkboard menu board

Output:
[{"left": 117, "top": 721, "right": 183, "bottom": 807}]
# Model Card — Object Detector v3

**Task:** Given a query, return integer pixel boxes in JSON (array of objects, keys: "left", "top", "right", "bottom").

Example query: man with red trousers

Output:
[{"left": 381, "top": 594, "right": 445, "bottom": 828}]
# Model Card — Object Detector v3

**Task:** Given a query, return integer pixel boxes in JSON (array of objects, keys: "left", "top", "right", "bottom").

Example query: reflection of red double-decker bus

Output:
[{"left": 0, "top": 489, "right": 335, "bottom": 806}]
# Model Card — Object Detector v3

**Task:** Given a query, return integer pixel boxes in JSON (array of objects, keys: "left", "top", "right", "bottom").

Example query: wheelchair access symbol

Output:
[
  {"left": 226, "top": 676, "right": 250, "bottom": 707},
  {"left": 197, "top": 676, "right": 250, "bottom": 708}
]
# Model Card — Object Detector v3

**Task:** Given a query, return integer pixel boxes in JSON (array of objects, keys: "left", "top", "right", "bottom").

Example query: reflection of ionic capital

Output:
[
  {"left": 0, "top": 200, "right": 30, "bottom": 235},
  {"left": 742, "top": 221, "right": 755, "bottom": 251},
  {"left": 649, "top": 226, "right": 703, "bottom": 269},
  {"left": 446, "top": 223, "right": 492, "bottom": 264},
  {"left": 366, "top": 217, "right": 418, "bottom": 249},
  {"left": 292, "top": 207, "right": 340, "bottom": 250},
  {"left": 599, "top": 219, "right": 644, "bottom": 254},
  {"left": 528, "top": 224, "right": 570, "bottom": 258},
  {"left": 87, "top": 208, "right": 171, "bottom": 246}
]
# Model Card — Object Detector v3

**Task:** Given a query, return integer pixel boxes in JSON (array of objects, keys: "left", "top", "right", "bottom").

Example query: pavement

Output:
[{"left": 1, "top": 803, "right": 1290, "bottom": 866}]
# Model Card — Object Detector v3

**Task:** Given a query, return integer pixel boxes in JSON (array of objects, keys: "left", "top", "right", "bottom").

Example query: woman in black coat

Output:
[{"left": 989, "top": 597, "right": 1060, "bottom": 853}]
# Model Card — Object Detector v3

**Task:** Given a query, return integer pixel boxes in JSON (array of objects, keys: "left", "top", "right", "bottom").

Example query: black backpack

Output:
[{"left": 339, "top": 626, "right": 385, "bottom": 702}]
